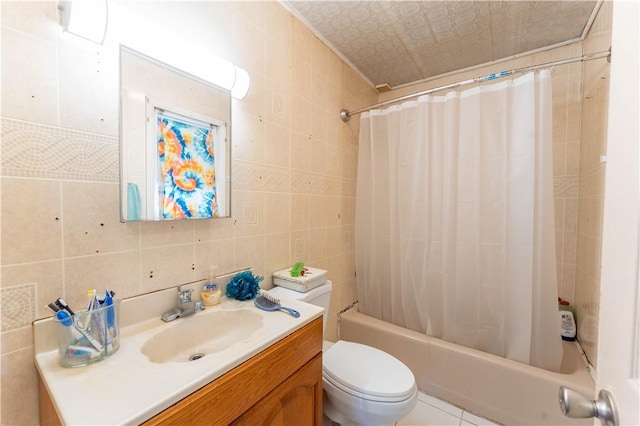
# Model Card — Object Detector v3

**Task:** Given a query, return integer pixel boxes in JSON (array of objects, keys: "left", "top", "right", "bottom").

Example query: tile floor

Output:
[{"left": 396, "top": 392, "right": 502, "bottom": 426}]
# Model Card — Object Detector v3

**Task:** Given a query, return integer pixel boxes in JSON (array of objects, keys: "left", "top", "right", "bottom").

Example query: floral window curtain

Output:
[{"left": 156, "top": 110, "right": 218, "bottom": 219}]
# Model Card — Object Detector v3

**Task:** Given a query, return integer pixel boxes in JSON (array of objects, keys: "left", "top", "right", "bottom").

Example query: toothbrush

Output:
[
  {"left": 56, "top": 311, "right": 73, "bottom": 327},
  {"left": 47, "top": 302, "right": 60, "bottom": 314},
  {"left": 104, "top": 288, "right": 116, "bottom": 341},
  {"left": 72, "top": 319, "right": 103, "bottom": 351},
  {"left": 55, "top": 298, "right": 75, "bottom": 316}
]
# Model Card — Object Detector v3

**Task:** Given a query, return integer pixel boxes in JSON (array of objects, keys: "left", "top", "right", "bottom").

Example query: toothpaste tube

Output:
[{"left": 65, "top": 345, "right": 100, "bottom": 359}]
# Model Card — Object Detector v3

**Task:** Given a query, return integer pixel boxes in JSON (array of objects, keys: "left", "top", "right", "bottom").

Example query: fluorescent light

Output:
[
  {"left": 59, "top": 0, "right": 108, "bottom": 44},
  {"left": 120, "top": 37, "right": 250, "bottom": 100},
  {"left": 115, "top": 18, "right": 250, "bottom": 99},
  {"left": 232, "top": 67, "right": 251, "bottom": 100},
  {"left": 63, "top": 1, "right": 252, "bottom": 99}
]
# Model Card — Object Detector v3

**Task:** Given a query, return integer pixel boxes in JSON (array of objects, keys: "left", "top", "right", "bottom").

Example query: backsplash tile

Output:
[
  {"left": 234, "top": 235, "right": 267, "bottom": 279},
  {"left": 63, "top": 251, "right": 141, "bottom": 309},
  {"left": 266, "top": 233, "right": 290, "bottom": 273},
  {"left": 1, "top": 283, "right": 35, "bottom": 332},
  {"left": 195, "top": 239, "right": 235, "bottom": 279},
  {"left": 1, "top": 260, "right": 64, "bottom": 321},
  {"left": 1, "top": 118, "right": 118, "bottom": 182},
  {"left": 140, "top": 245, "right": 197, "bottom": 294}
]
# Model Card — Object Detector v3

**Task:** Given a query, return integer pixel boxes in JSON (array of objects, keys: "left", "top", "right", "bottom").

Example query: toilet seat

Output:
[{"left": 323, "top": 340, "right": 416, "bottom": 403}]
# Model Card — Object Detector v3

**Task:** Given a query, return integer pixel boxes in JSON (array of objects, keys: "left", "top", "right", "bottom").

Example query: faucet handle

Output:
[{"left": 177, "top": 286, "right": 193, "bottom": 303}]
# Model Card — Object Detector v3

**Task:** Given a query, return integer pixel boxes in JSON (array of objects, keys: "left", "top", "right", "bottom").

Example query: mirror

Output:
[{"left": 119, "top": 46, "right": 231, "bottom": 222}]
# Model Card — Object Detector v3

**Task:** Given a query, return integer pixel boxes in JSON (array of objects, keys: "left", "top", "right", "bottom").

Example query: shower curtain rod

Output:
[{"left": 339, "top": 49, "right": 611, "bottom": 122}]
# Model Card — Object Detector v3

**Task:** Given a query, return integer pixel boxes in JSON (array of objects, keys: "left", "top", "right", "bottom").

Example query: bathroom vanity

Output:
[
  {"left": 34, "top": 290, "right": 324, "bottom": 425},
  {"left": 142, "top": 318, "right": 322, "bottom": 425}
]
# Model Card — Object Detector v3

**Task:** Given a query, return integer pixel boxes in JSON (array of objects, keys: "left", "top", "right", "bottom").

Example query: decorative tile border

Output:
[
  {"left": 1, "top": 283, "right": 35, "bottom": 332},
  {"left": 291, "top": 170, "right": 343, "bottom": 196},
  {"left": 1, "top": 118, "right": 119, "bottom": 182},
  {"left": 233, "top": 160, "right": 289, "bottom": 192}
]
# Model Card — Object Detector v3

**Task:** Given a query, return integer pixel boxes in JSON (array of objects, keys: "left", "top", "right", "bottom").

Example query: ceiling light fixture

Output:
[
  {"left": 59, "top": 0, "right": 251, "bottom": 100},
  {"left": 118, "top": 31, "right": 250, "bottom": 100},
  {"left": 119, "top": 38, "right": 251, "bottom": 100},
  {"left": 58, "top": 0, "right": 108, "bottom": 44}
]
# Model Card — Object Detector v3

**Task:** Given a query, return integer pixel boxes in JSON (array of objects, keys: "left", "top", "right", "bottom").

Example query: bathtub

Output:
[{"left": 339, "top": 308, "right": 595, "bottom": 426}]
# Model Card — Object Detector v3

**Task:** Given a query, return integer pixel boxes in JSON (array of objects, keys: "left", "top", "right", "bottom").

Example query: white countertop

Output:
[{"left": 34, "top": 293, "right": 323, "bottom": 425}]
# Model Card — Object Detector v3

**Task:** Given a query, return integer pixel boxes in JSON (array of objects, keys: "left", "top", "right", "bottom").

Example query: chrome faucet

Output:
[{"left": 161, "top": 286, "right": 204, "bottom": 322}]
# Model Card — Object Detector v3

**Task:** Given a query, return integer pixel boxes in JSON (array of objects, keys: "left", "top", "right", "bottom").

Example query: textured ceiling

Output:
[{"left": 284, "top": 1, "right": 599, "bottom": 88}]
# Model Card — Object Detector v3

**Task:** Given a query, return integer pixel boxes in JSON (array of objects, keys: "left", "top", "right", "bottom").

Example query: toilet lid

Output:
[{"left": 323, "top": 341, "right": 415, "bottom": 401}]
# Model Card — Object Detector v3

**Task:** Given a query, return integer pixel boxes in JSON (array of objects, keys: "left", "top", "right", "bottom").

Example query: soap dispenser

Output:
[{"left": 201, "top": 266, "right": 222, "bottom": 306}]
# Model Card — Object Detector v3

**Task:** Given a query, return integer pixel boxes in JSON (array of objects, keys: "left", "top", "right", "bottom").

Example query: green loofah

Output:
[{"left": 226, "top": 271, "right": 263, "bottom": 301}]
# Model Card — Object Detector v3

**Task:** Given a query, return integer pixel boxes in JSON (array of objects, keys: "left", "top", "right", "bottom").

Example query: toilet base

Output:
[
  {"left": 323, "top": 412, "right": 337, "bottom": 426},
  {"left": 323, "top": 390, "right": 396, "bottom": 426},
  {"left": 323, "top": 391, "right": 349, "bottom": 425}
]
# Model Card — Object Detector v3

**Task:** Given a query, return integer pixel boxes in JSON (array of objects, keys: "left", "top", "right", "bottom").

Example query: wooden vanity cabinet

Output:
[
  {"left": 39, "top": 317, "right": 323, "bottom": 426},
  {"left": 143, "top": 317, "right": 323, "bottom": 426},
  {"left": 231, "top": 353, "right": 322, "bottom": 425}
]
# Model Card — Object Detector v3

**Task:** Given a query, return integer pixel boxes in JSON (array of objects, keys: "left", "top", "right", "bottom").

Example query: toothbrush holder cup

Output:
[{"left": 54, "top": 300, "right": 120, "bottom": 368}]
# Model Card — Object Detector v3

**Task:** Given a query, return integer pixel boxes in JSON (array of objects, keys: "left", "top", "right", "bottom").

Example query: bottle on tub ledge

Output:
[
  {"left": 558, "top": 297, "right": 577, "bottom": 341},
  {"left": 201, "top": 266, "right": 222, "bottom": 306}
]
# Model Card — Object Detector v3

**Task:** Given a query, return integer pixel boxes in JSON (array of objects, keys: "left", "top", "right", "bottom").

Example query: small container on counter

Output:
[
  {"left": 55, "top": 299, "right": 120, "bottom": 368},
  {"left": 201, "top": 266, "right": 222, "bottom": 306}
]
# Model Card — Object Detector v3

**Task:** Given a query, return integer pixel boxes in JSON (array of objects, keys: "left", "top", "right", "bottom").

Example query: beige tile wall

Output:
[
  {"left": 0, "top": 2, "right": 375, "bottom": 424},
  {"left": 574, "top": 1, "right": 612, "bottom": 368}
]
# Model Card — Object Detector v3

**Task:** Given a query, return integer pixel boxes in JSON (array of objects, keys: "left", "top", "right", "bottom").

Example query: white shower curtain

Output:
[{"left": 355, "top": 70, "right": 562, "bottom": 372}]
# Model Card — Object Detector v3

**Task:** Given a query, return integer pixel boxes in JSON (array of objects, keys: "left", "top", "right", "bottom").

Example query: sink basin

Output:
[{"left": 141, "top": 308, "right": 263, "bottom": 363}]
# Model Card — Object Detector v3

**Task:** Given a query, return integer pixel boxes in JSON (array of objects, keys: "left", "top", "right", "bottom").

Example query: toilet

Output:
[{"left": 268, "top": 282, "right": 418, "bottom": 426}]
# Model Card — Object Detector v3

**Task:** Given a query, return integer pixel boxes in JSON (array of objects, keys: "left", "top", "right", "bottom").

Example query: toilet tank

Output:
[{"left": 268, "top": 281, "right": 332, "bottom": 333}]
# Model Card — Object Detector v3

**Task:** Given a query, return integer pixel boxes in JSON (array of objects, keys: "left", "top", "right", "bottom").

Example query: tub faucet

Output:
[{"left": 161, "top": 286, "right": 204, "bottom": 322}]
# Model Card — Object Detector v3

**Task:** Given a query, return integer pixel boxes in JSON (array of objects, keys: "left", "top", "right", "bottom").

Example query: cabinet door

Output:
[{"left": 232, "top": 353, "right": 323, "bottom": 426}]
